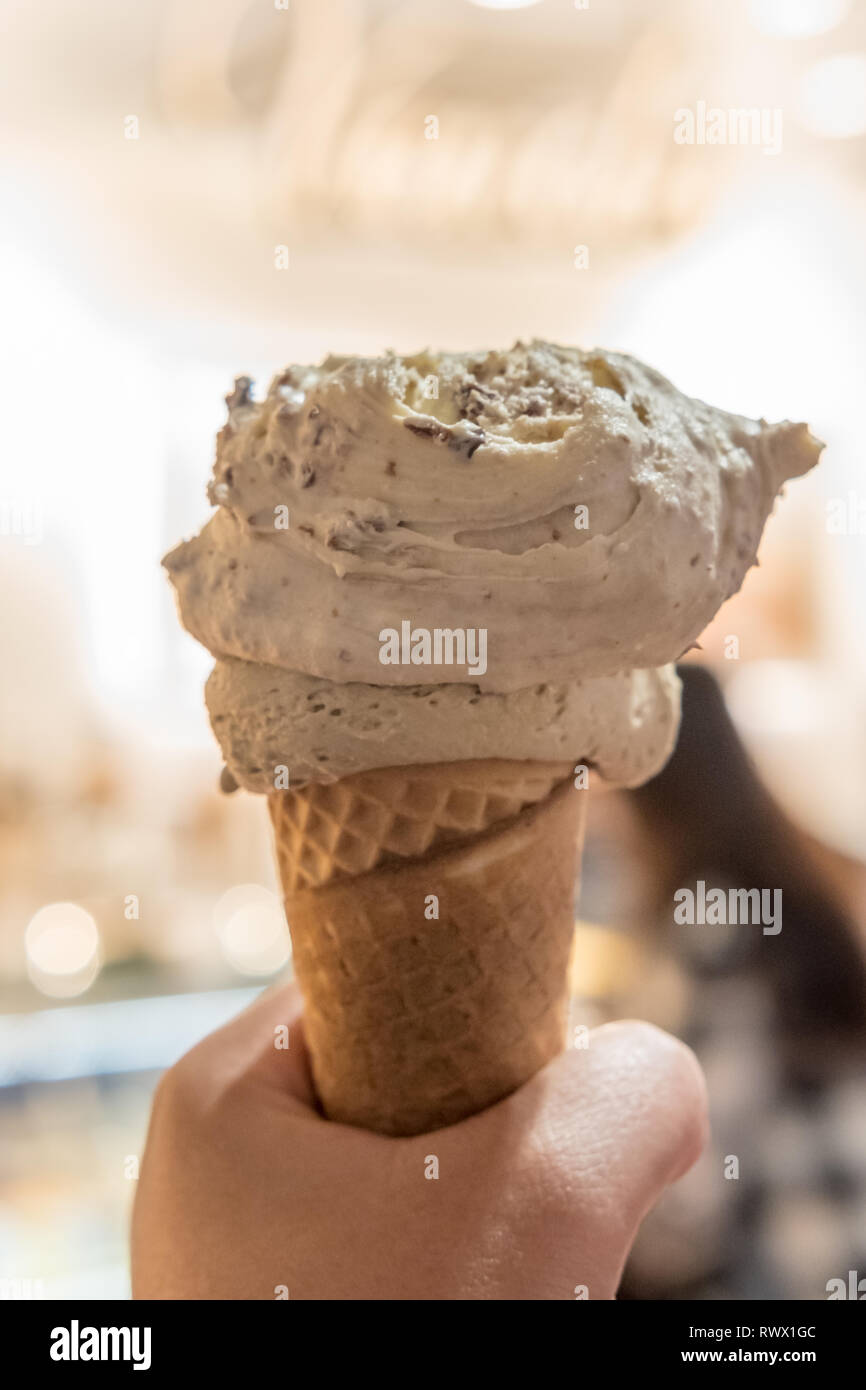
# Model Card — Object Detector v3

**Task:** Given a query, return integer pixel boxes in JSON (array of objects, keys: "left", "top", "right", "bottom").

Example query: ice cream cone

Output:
[
  {"left": 269, "top": 760, "right": 585, "bottom": 1136},
  {"left": 164, "top": 341, "right": 819, "bottom": 1134}
]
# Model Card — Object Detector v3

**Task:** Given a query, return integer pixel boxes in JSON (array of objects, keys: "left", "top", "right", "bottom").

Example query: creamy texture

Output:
[
  {"left": 164, "top": 341, "right": 820, "bottom": 789},
  {"left": 206, "top": 657, "right": 681, "bottom": 792}
]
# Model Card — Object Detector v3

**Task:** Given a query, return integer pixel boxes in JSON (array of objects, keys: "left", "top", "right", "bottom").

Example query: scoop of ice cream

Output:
[
  {"left": 164, "top": 341, "right": 821, "bottom": 692},
  {"left": 164, "top": 340, "right": 820, "bottom": 788},
  {"left": 205, "top": 657, "right": 681, "bottom": 793}
]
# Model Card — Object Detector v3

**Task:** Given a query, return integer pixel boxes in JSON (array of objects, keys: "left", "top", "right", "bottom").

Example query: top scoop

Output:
[{"left": 164, "top": 340, "right": 820, "bottom": 788}]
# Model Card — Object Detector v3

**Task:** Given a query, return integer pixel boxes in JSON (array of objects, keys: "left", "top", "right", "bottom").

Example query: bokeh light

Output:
[
  {"left": 213, "top": 884, "right": 291, "bottom": 977},
  {"left": 468, "top": 0, "right": 543, "bottom": 10},
  {"left": 25, "top": 903, "right": 101, "bottom": 998},
  {"left": 748, "top": 0, "right": 849, "bottom": 40},
  {"left": 798, "top": 53, "right": 866, "bottom": 137}
]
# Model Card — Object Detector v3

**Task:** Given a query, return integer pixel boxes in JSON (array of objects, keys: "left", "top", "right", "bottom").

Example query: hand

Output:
[{"left": 131, "top": 983, "right": 707, "bottom": 1300}]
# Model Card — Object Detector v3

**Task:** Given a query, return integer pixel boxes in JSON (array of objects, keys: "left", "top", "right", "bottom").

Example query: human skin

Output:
[{"left": 131, "top": 984, "right": 708, "bottom": 1301}]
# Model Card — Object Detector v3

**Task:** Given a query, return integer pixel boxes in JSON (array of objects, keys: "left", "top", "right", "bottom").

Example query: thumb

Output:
[
  {"left": 482, "top": 1018, "right": 708, "bottom": 1294},
  {"left": 541, "top": 1020, "right": 709, "bottom": 1237}
]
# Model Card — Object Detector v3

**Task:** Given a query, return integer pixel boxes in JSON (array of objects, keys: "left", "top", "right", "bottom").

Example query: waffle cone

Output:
[{"left": 269, "top": 760, "right": 586, "bottom": 1136}]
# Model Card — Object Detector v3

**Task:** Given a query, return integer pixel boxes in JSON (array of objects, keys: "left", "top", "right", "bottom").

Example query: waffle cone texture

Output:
[{"left": 269, "top": 760, "right": 586, "bottom": 1136}]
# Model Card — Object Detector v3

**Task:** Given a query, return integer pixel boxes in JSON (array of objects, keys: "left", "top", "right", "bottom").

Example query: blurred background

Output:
[{"left": 2, "top": 0, "right": 865, "bottom": 1300}]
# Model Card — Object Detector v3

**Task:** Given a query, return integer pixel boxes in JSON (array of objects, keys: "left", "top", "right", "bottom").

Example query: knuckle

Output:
[{"left": 152, "top": 1042, "right": 214, "bottom": 1126}]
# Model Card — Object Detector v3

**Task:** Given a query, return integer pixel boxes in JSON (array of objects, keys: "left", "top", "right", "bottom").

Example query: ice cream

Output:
[
  {"left": 164, "top": 338, "right": 821, "bottom": 1135},
  {"left": 164, "top": 340, "right": 820, "bottom": 790}
]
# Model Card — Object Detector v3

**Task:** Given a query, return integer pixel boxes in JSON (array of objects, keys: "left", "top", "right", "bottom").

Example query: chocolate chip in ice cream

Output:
[
  {"left": 403, "top": 415, "right": 449, "bottom": 444},
  {"left": 225, "top": 376, "right": 253, "bottom": 413},
  {"left": 403, "top": 413, "right": 485, "bottom": 458},
  {"left": 324, "top": 510, "right": 389, "bottom": 551},
  {"left": 455, "top": 380, "right": 499, "bottom": 422},
  {"left": 277, "top": 383, "right": 306, "bottom": 417},
  {"left": 448, "top": 421, "right": 486, "bottom": 458},
  {"left": 219, "top": 765, "right": 239, "bottom": 794}
]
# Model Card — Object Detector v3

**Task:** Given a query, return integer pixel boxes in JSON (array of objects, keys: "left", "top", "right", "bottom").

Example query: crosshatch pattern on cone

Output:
[
  {"left": 271, "top": 774, "right": 586, "bottom": 1136},
  {"left": 268, "top": 758, "right": 575, "bottom": 892}
]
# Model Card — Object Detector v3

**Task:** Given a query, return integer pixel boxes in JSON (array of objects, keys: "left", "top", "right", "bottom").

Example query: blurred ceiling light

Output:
[
  {"left": 468, "top": 0, "right": 543, "bottom": 9},
  {"left": 725, "top": 660, "right": 826, "bottom": 737},
  {"left": 798, "top": 53, "right": 866, "bottom": 137},
  {"left": 748, "top": 0, "right": 849, "bottom": 39},
  {"left": 259, "top": 2, "right": 713, "bottom": 251},
  {"left": 724, "top": 661, "right": 866, "bottom": 861},
  {"left": 25, "top": 903, "right": 101, "bottom": 998},
  {"left": 213, "top": 882, "right": 275, "bottom": 934},
  {"left": 213, "top": 883, "right": 291, "bottom": 977}
]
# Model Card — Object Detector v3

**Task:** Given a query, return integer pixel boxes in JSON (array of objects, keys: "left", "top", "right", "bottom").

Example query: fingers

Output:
[
  {"left": 375, "top": 1019, "right": 707, "bottom": 1300},
  {"left": 524, "top": 1020, "right": 709, "bottom": 1234},
  {"left": 453, "top": 1020, "right": 707, "bottom": 1247}
]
